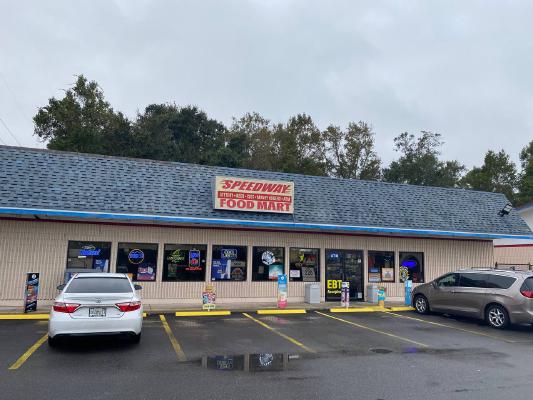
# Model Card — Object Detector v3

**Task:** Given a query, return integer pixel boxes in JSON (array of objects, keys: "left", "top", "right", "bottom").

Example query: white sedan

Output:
[{"left": 48, "top": 273, "right": 143, "bottom": 346}]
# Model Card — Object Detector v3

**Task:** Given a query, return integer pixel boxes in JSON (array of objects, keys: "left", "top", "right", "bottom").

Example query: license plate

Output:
[{"left": 89, "top": 307, "right": 106, "bottom": 317}]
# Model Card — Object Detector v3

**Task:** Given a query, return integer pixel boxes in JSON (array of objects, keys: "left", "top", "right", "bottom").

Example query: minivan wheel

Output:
[
  {"left": 414, "top": 295, "right": 429, "bottom": 314},
  {"left": 485, "top": 304, "right": 509, "bottom": 329}
]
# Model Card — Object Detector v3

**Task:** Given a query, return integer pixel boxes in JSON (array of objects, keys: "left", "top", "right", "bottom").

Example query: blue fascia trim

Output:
[{"left": 2, "top": 207, "right": 533, "bottom": 240}]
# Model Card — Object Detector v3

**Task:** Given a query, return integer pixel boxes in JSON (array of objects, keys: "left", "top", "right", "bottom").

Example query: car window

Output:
[
  {"left": 486, "top": 274, "right": 516, "bottom": 289},
  {"left": 459, "top": 273, "right": 488, "bottom": 288},
  {"left": 435, "top": 273, "right": 459, "bottom": 287},
  {"left": 65, "top": 277, "right": 133, "bottom": 293},
  {"left": 520, "top": 277, "right": 533, "bottom": 292}
]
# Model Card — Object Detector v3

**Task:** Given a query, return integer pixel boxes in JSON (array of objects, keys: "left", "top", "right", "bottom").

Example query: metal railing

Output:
[{"left": 494, "top": 262, "right": 533, "bottom": 271}]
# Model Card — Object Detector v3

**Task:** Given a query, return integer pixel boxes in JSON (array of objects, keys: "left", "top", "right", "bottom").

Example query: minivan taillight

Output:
[
  {"left": 521, "top": 290, "right": 533, "bottom": 298},
  {"left": 53, "top": 302, "right": 81, "bottom": 313},
  {"left": 115, "top": 301, "right": 141, "bottom": 312}
]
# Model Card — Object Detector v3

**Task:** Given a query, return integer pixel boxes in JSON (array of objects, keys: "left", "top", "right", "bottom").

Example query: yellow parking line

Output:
[
  {"left": 388, "top": 306, "right": 415, "bottom": 312},
  {"left": 159, "top": 315, "right": 187, "bottom": 361},
  {"left": 316, "top": 311, "right": 428, "bottom": 348},
  {"left": 175, "top": 311, "right": 231, "bottom": 317},
  {"left": 242, "top": 312, "right": 315, "bottom": 353},
  {"left": 257, "top": 309, "right": 306, "bottom": 315},
  {"left": 9, "top": 333, "right": 48, "bottom": 370},
  {"left": 384, "top": 311, "right": 516, "bottom": 343},
  {"left": 0, "top": 314, "right": 49, "bottom": 320}
]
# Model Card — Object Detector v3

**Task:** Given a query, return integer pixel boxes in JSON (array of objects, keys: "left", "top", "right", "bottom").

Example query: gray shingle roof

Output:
[{"left": 1, "top": 145, "right": 531, "bottom": 238}]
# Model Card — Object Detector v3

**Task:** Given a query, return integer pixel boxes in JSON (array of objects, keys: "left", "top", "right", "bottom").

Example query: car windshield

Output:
[{"left": 65, "top": 277, "right": 133, "bottom": 293}]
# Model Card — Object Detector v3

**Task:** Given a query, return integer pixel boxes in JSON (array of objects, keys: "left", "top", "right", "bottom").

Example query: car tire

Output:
[
  {"left": 131, "top": 333, "right": 141, "bottom": 344},
  {"left": 485, "top": 304, "right": 509, "bottom": 329},
  {"left": 414, "top": 295, "right": 430, "bottom": 315},
  {"left": 48, "top": 336, "right": 58, "bottom": 347}
]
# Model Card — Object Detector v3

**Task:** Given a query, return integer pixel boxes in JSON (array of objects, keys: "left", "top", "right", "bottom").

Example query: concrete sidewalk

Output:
[{"left": 0, "top": 300, "right": 410, "bottom": 314}]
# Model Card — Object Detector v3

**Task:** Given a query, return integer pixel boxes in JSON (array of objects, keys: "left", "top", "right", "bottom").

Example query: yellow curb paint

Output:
[
  {"left": 9, "top": 333, "right": 48, "bottom": 370},
  {"left": 159, "top": 315, "right": 187, "bottom": 361},
  {"left": 242, "top": 312, "right": 315, "bottom": 353},
  {"left": 0, "top": 314, "right": 50, "bottom": 320},
  {"left": 384, "top": 311, "right": 517, "bottom": 343},
  {"left": 387, "top": 307, "right": 415, "bottom": 312},
  {"left": 175, "top": 311, "right": 231, "bottom": 317},
  {"left": 316, "top": 311, "right": 428, "bottom": 348},
  {"left": 330, "top": 307, "right": 387, "bottom": 313},
  {"left": 256, "top": 309, "right": 306, "bottom": 315}
]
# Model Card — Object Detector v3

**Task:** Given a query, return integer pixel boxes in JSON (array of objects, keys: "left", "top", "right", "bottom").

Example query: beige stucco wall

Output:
[{"left": 0, "top": 219, "right": 495, "bottom": 306}]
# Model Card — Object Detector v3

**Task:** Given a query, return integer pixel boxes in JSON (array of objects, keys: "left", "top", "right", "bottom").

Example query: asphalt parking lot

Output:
[{"left": 2, "top": 311, "right": 533, "bottom": 400}]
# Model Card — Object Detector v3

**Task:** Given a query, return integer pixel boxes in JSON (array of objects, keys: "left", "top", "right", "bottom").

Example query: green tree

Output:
[
  {"left": 323, "top": 121, "right": 381, "bottom": 180},
  {"left": 226, "top": 112, "right": 276, "bottom": 171},
  {"left": 383, "top": 131, "right": 464, "bottom": 187},
  {"left": 461, "top": 150, "right": 518, "bottom": 202},
  {"left": 33, "top": 75, "right": 132, "bottom": 156},
  {"left": 517, "top": 140, "right": 533, "bottom": 205},
  {"left": 131, "top": 104, "right": 228, "bottom": 165},
  {"left": 272, "top": 114, "right": 327, "bottom": 176}
]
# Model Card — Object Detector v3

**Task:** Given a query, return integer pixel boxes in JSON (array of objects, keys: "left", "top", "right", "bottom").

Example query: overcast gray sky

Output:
[{"left": 1, "top": 0, "right": 532, "bottom": 168}]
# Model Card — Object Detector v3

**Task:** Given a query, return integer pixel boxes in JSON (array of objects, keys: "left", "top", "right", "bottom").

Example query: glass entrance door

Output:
[{"left": 325, "top": 249, "right": 364, "bottom": 301}]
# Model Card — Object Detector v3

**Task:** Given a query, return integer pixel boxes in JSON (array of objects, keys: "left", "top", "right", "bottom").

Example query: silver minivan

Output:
[{"left": 412, "top": 269, "right": 533, "bottom": 329}]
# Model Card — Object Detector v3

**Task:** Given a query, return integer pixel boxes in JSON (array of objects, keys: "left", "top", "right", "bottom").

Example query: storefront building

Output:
[{"left": 1, "top": 146, "right": 532, "bottom": 307}]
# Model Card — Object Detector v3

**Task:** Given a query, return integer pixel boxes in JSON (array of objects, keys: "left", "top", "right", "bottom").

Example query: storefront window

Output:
[
  {"left": 399, "top": 252, "right": 424, "bottom": 283},
  {"left": 163, "top": 244, "right": 207, "bottom": 281},
  {"left": 368, "top": 251, "right": 395, "bottom": 283},
  {"left": 289, "top": 248, "right": 320, "bottom": 282},
  {"left": 252, "top": 247, "right": 285, "bottom": 281},
  {"left": 211, "top": 245, "right": 247, "bottom": 281},
  {"left": 66, "top": 241, "right": 112, "bottom": 271},
  {"left": 117, "top": 243, "right": 158, "bottom": 281}
]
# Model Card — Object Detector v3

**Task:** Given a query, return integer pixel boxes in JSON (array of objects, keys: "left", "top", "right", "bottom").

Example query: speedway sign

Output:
[{"left": 213, "top": 176, "right": 294, "bottom": 214}]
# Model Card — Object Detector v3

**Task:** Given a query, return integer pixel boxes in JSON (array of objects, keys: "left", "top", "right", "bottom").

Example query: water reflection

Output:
[{"left": 201, "top": 353, "right": 299, "bottom": 372}]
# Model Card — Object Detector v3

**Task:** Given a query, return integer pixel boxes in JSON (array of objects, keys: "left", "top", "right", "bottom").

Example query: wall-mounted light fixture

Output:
[{"left": 498, "top": 203, "right": 513, "bottom": 216}]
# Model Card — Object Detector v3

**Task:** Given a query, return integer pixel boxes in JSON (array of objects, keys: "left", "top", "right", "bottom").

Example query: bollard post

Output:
[{"left": 404, "top": 280, "right": 412, "bottom": 306}]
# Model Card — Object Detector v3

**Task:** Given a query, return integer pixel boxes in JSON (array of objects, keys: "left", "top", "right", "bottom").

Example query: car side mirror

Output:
[
  {"left": 431, "top": 281, "right": 438, "bottom": 289},
  {"left": 134, "top": 284, "right": 143, "bottom": 291},
  {"left": 56, "top": 284, "right": 66, "bottom": 291}
]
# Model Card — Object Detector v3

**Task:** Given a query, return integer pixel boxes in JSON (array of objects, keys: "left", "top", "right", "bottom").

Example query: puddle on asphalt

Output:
[{"left": 186, "top": 353, "right": 309, "bottom": 372}]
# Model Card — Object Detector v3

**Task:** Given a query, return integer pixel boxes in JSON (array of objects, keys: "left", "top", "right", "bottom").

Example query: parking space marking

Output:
[
  {"left": 8, "top": 333, "right": 48, "bottom": 370},
  {"left": 242, "top": 313, "right": 316, "bottom": 353},
  {"left": 384, "top": 312, "right": 517, "bottom": 343},
  {"left": 159, "top": 315, "right": 187, "bottom": 361},
  {"left": 315, "top": 311, "right": 429, "bottom": 348}
]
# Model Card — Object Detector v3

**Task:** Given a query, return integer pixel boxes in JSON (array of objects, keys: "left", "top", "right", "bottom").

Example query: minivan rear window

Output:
[
  {"left": 487, "top": 274, "right": 516, "bottom": 289},
  {"left": 65, "top": 277, "right": 133, "bottom": 293},
  {"left": 520, "top": 277, "right": 533, "bottom": 292}
]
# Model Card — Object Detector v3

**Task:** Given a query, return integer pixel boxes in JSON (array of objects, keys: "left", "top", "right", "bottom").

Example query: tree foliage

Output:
[
  {"left": 33, "top": 75, "right": 531, "bottom": 203},
  {"left": 323, "top": 122, "right": 381, "bottom": 180},
  {"left": 460, "top": 150, "right": 518, "bottom": 202},
  {"left": 382, "top": 131, "right": 465, "bottom": 187}
]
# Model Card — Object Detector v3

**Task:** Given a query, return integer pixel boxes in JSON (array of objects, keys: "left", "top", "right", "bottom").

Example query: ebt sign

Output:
[{"left": 213, "top": 176, "right": 294, "bottom": 214}]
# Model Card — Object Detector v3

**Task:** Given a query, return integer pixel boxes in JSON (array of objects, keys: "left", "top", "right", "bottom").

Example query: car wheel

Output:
[
  {"left": 131, "top": 333, "right": 141, "bottom": 344},
  {"left": 414, "top": 295, "right": 430, "bottom": 314},
  {"left": 485, "top": 304, "right": 509, "bottom": 329},
  {"left": 48, "top": 336, "right": 58, "bottom": 347}
]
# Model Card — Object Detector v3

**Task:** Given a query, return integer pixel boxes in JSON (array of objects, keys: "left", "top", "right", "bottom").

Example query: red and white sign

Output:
[{"left": 213, "top": 176, "right": 294, "bottom": 214}]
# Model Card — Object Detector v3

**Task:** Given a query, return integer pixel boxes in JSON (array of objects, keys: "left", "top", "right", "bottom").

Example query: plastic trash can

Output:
[
  {"left": 305, "top": 283, "right": 321, "bottom": 304},
  {"left": 367, "top": 284, "right": 378, "bottom": 303}
]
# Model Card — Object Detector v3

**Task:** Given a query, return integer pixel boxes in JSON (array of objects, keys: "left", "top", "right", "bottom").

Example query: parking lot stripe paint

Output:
[
  {"left": 242, "top": 312, "right": 316, "bottom": 353},
  {"left": 387, "top": 307, "right": 415, "bottom": 312},
  {"left": 0, "top": 314, "right": 49, "bottom": 320},
  {"left": 8, "top": 333, "right": 48, "bottom": 370},
  {"left": 330, "top": 307, "right": 387, "bottom": 313},
  {"left": 384, "top": 311, "right": 516, "bottom": 343},
  {"left": 315, "top": 311, "right": 429, "bottom": 348},
  {"left": 256, "top": 309, "right": 306, "bottom": 315},
  {"left": 159, "top": 315, "right": 187, "bottom": 361},
  {"left": 175, "top": 311, "right": 231, "bottom": 317}
]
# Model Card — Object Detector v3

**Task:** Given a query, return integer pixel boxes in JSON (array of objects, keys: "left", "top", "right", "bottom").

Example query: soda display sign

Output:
[{"left": 213, "top": 176, "right": 294, "bottom": 214}]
